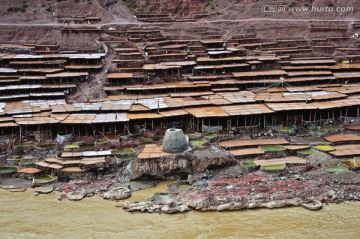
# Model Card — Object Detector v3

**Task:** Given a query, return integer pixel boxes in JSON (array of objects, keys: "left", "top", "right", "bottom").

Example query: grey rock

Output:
[
  {"left": 162, "top": 128, "right": 189, "bottom": 153},
  {"left": 178, "top": 204, "right": 190, "bottom": 213},
  {"left": 102, "top": 187, "right": 131, "bottom": 200},
  {"left": 187, "top": 174, "right": 194, "bottom": 184},
  {"left": 195, "top": 181, "right": 208, "bottom": 188}
]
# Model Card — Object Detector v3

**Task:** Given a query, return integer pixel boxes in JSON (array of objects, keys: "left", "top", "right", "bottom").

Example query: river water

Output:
[{"left": 1, "top": 181, "right": 360, "bottom": 239}]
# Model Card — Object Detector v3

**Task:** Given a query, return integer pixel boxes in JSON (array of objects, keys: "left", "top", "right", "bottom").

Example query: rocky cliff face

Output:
[{"left": 124, "top": 146, "right": 236, "bottom": 180}]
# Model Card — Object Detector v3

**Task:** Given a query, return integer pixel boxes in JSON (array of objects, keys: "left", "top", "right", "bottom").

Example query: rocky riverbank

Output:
[
  {"left": 2, "top": 156, "right": 360, "bottom": 213},
  {"left": 121, "top": 164, "right": 360, "bottom": 214},
  {"left": 2, "top": 131, "right": 360, "bottom": 214}
]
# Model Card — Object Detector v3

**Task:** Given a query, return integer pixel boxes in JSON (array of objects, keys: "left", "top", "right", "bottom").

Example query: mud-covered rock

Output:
[
  {"left": 102, "top": 187, "right": 131, "bottom": 200},
  {"left": 66, "top": 189, "right": 87, "bottom": 201}
]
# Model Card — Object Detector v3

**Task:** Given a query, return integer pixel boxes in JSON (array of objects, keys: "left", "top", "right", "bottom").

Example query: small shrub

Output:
[
  {"left": 7, "top": 6, "right": 27, "bottom": 13},
  {"left": 123, "top": 0, "right": 138, "bottom": 11}
]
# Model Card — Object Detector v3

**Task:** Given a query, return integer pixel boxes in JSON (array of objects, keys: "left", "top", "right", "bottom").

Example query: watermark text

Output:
[{"left": 262, "top": 5, "right": 354, "bottom": 13}]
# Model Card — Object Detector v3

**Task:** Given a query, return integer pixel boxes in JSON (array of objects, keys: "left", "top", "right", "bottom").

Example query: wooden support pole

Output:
[
  {"left": 286, "top": 112, "right": 289, "bottom": 126},
  {"left": 345, "top": 107, "right": 348, "bottom": 121},
  {"left": 263, "top": 115, "right": 266, "bottom": 128},
  {"left": 320, "top": 112, "right": 322, "bottom": 124},
  {"left": 340, "top": 109, "right": 343, "bottom": 122}
]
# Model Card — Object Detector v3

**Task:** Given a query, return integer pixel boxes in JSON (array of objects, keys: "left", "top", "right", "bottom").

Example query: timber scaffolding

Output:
[
  {"left": 1, "top": 26, "right": 360, "bottom": 136},
  {"left": 134, "top": 12, "right": 212, "bottom": 23},
  {"left": 57, "top": 15, "right": 101, "bottom": 24},
  {"left": 0, "top": 43, "right": 105, "bottom": 103},
  {"left": 310, "top": 21, "right": 350, "bottom": 32}
]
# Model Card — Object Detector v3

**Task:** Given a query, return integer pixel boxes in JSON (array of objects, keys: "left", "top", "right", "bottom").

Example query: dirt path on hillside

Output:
[{"left": 0, "top": 17, "right": 359, "bottom": 28}]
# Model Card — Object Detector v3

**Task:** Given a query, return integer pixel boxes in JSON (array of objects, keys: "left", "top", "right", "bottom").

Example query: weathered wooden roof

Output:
[
  {"left": 185, "top": 106, "right": 229, "bottom": 118},
  {"left": 219, "top": 138, "right": 289, "bottom": 149}
]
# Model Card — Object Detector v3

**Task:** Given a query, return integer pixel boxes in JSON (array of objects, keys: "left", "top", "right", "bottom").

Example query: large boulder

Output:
[
  {"left": 162, "top": 128, "right": 189, "bottom": 153},
  {"left": 128, "top": 146, "right": 236, "bottom": 180}
]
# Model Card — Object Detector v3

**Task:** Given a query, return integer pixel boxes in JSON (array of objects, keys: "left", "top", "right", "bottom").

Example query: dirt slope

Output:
[
  {"left": 214, "top": 0, "right": 359, "bottom": 20},
  {"left": 0, "top": 0, "right": 135, "bottom": 23},
  {"left": 0, "top": 0, "right": 358, "bottom": 24}
]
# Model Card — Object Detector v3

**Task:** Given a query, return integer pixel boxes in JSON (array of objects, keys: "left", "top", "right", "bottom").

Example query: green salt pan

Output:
[{"left": 259, "top": 145, "right": 286, "bottom": 152}]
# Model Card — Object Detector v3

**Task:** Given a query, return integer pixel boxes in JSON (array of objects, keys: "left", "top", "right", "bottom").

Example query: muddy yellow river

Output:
[{"left": 1, "top": 182, "right": 360, "bottom": 239}]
